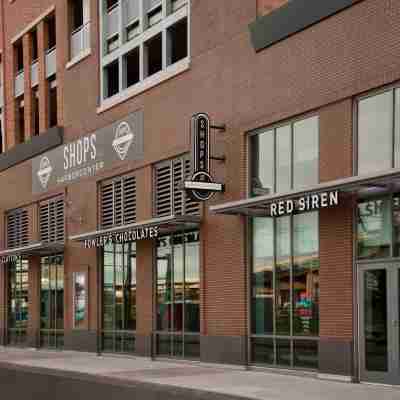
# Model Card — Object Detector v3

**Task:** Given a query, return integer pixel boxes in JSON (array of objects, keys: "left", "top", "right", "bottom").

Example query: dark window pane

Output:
[
  {"left": 276, "top": 339, "right": 291, "bottom": 367},
  {"left": 358, "top": 199, "right": 391, "bottom": 259},
  {"left": 364, "top": 269, "right": 388, "bottom": 372},
  {"left": 125, "top": 48, "right": 140, "bottom": 88},
  {"left": 294, "top": 340, "right": 318, "bottom": 369},
  {"left": 184, "top": 335, "right": 200, "bottom": 359},
  {"left": 167, "top": 18, "right": 187, "bottom": 65},
  {"left": 145, "top": 33, "right": 162, "bottom": 77},
  {"left": 252, "top": 338, "right": 274, "bottom": 365},
  {"left": 252, "top": 218, "right": 274, "bottom": 334}
]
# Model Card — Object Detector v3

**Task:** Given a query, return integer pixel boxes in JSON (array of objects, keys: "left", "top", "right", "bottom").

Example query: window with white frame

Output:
[{"left": 100, "top": 0, "right": 189, "bottom": 105}]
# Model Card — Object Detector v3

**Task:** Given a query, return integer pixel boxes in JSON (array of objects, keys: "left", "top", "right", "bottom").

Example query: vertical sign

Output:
[{"left": 185, "top": 113, "right": 224, "bottom": 201}]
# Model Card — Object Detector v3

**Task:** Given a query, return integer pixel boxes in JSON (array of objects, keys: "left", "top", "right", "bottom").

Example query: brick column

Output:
[
  {"left": 37, "top": 20, "right": 49, "bottom": 133},
  {"left": 27, "top": 256, "right": 41, "bottom": 348},
  {"left": 22, "top": 33, "right": 33, "bottom": 140},
  {"left": 5, "top": 46, "right": 17, "bottom": 149},
  {"left": 135, "top": 166, "right": 154, "bottom": 357}
]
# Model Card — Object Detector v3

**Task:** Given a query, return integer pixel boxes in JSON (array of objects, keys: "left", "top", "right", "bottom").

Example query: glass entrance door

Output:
[
  {"left": 40, "top": 255, "right": 64, "bottom": 349},
  {"left": 359, "top": 264, "right": 400, "bottom": 384}
]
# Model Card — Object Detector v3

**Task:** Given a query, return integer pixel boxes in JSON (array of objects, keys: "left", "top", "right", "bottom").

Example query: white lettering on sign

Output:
[
  {"left": 84, "top": 226, "right": 159, "bottom": 249},
  {"left": 270, "top": 191, "right": 339, "bottom": 216},
  {"left": 64, "top": 134, "right": 97, "bottom": 170}
]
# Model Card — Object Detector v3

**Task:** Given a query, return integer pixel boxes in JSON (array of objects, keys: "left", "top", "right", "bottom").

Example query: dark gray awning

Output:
[
  {"left": 210, "top": 168, "right": 400, "bottom": 217},
  {"left": 0, "top": 242, "right": 65, "bottom": 262},
  {"left": 69, "top": 214, "right": 201, "bottom": 247}
]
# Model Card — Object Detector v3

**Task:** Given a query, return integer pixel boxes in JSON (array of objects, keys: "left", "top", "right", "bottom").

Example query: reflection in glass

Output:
[
  {"left": 293, "top": 213, "right": 319, "bottom": 336},
  {"left": 156, "top": 231, "right": 200, "bottom": 358},
  {"left": 251, "top": 212, "right": 320, "bottom": 369},
  {"left": 276, "top": 125, "right": 291, "bottom": 193},
  {"left": 252, "top": 218, "right": 274, "bottom": 334},
  {"left": 393, "top": 195, "right": 400, "bottom": 257},
  {"left": 251, "top": 130, "right": 274, "bottom": 196},
  {"left": 358, "top": 199, "right": 391, "bottom": 259},
  {"left": 293, "top": 116, "right": 318, "bottom": 189},
  {"left": 358, "top": 91, "right": 393, "bottom": 175},
  {"left": 276, "top": 339, "right": 291, "bottom": 366},
  {"left": 252, "top": 338, "right": 274, "bottom": 365},
  {"left": 294, "top": 340, "right": 318, "bottom": 369},
  {"left": 275, "top": 217, "right": 291, "bottom": 335},
  {"left": 102, "top": 243, "right": 136, "bottom": 353},
  {"left": 364, "top": 269, "right": 388, "bottom": 372},
  {"left": 8, "top": 258, "right": 29, "bottom": 346},
  {"left": 40, "top": 255, "right": 64, "bottom": 349}
]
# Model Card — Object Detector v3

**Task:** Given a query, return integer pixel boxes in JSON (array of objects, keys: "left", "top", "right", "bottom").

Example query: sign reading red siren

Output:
[{"left": 184, "top": 113, "right": 225, "bottom": 202}]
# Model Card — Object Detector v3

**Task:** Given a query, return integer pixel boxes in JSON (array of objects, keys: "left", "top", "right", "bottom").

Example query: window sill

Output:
[
  {"left": 97, "top": 57, "right": 190, "bottom": 114},
  {"left": 66, "top": 48, "right": 91, "bottom": 70}
]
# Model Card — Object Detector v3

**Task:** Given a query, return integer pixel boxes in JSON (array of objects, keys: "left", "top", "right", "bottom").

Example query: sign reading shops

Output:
[
  {"left": 270, "top": 190, "right": 339, "bottom": 217},
  {"left": 84, "top": 226, "right": 159, "bottom": 249},
  {"left": 184, "top": 113, "right": 224, "bottom": 201},
  {"left": 32, "top": 111, "right": 144, "bottom": 194}
]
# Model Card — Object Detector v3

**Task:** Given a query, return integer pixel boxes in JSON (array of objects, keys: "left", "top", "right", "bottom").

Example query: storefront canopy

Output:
[
  {"left": 210, "top": 168, "right": 400, "bottom": 217},
  {"left": 69, "top": 214, "right": 202, "bottom": 245},
  {"left": 0, "top": 241, "right": 65, "bottom": 260}
]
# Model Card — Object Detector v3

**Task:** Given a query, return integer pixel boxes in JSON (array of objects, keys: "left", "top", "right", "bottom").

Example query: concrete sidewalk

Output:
[{"left": 0, "top": 347, "right": 399, "bottom": 400}]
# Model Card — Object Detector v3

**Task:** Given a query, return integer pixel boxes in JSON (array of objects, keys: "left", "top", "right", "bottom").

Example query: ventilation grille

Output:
[
  {"left": 6, "top": 209, "right": 29, "bottom": 249},
  {"left": 40, "top": 197, "right": 65, "bottom": 243},
  {"left": 155, "top": 156, "right": 200, "bottom": 217},
  {"left": 101, "top": 175, "right": 136, "bottom": 229}
]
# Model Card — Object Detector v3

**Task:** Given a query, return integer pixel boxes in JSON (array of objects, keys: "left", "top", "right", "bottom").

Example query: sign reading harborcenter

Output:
[
  {"left": 270, "top": 190, "right": 339, "bottom": 217},
  {"left": 32, "top": 111, "right": 144, "bottom": 194}
]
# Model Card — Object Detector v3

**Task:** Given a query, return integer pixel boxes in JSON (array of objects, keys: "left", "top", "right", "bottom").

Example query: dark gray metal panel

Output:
[
  {"left": 0, "top": 363, "right": 251, "bottom": 400},
  {"left": 63, "top": 330, "right": 98, "bottom": 353},
  {"left": 0, "top": 126, "right": 63, "bottom": 172},
  {"left": 200, "top": 336, "right": 246, "bottom": 365},
  {"left": 249, "top": 0, "right": 362, "bottom": 52},
  {"left": 135, "top": 334, "right": 152, "bottom": 357},
  {"left": 319, "top": 338, "right": 354, "bottom": 377}
]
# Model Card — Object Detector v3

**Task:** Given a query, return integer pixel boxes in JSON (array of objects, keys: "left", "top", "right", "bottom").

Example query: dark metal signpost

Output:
[{"left": 184, "top": 113, "right": 224, "bottom": 201}]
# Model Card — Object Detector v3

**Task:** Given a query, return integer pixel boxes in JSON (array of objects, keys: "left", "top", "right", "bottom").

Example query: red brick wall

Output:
[{"left": 0, "top": 0, "right": 400, "bottom": 349}]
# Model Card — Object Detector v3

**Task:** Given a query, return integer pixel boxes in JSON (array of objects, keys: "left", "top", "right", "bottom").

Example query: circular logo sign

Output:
[{"left": 112, "top": 121, "right": 135, "bottom": 161}]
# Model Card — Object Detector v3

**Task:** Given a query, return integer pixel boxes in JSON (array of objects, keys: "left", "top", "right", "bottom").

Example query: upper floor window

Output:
[
  {"left": 69, "top": 0, "right": 91, "bottom": 61},
  {"left": 250, "top": 115, "right": 319, "bottom": 197},
  {"left": 14, "top": 40, "right": 24, "bottom": 73},
  {"left": 357, "top": 88, "right": 400, "bottom": 175},
  {"left": 100, "top": 0, "right": 189, "bottom": 107}
]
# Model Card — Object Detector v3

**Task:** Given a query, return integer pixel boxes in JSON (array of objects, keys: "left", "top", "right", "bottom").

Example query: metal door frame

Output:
[{"left": 358, "top": 263, "right": 399, "bottom": 384}]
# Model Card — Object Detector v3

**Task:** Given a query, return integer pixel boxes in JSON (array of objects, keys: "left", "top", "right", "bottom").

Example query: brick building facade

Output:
[{"left": 0, "top": 0, "right": 398, "bottom": 385}]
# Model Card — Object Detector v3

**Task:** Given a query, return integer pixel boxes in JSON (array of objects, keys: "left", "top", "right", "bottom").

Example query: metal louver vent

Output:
[
  {"left": 155, "top": 156, "right": 200, "bottom": 217},
  {"left": 101, "top": 175, "right": 136, "bottom": 229},
  {"left": 40, "top": 197, "right": 65, "bottom": 243},
  {"left": 6, "top": 209, "right": 29, "bottom": 249}
]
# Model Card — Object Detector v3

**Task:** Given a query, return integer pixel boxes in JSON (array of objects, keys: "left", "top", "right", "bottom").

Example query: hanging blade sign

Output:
[{"left": 184, "top": 113, "right": 224, "bottom": 201}]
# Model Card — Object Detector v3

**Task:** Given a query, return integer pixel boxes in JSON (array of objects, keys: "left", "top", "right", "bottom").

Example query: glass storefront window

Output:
[
  {"left": 251, "top": 212, "right": 319, "bottom": 370},
  {"left": 250, "top": 116, "right": 319, "bottom": 196},
  {"left": 156, "top": 231, "right": 200, "bottom": 359},
  {"left": 102, "top": 243, "right": 136, "bottom": 354},
  {"left": 8, "top": 258, "right": 28, "bottom": 346},
  {"left": 40, "top": 255, "right": 64, "bottom": 349}
]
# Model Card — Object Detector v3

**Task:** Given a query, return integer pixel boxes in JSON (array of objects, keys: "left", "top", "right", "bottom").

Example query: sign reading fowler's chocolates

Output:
[
  {"left": 270, "top": 190, "right": 339, "bottom": 217},
  {"left": 84, "top": 226, "right": 159, "bottom": 249},
  {"left": 32, "top": 111, "right": 144, "bottom": 194}
]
